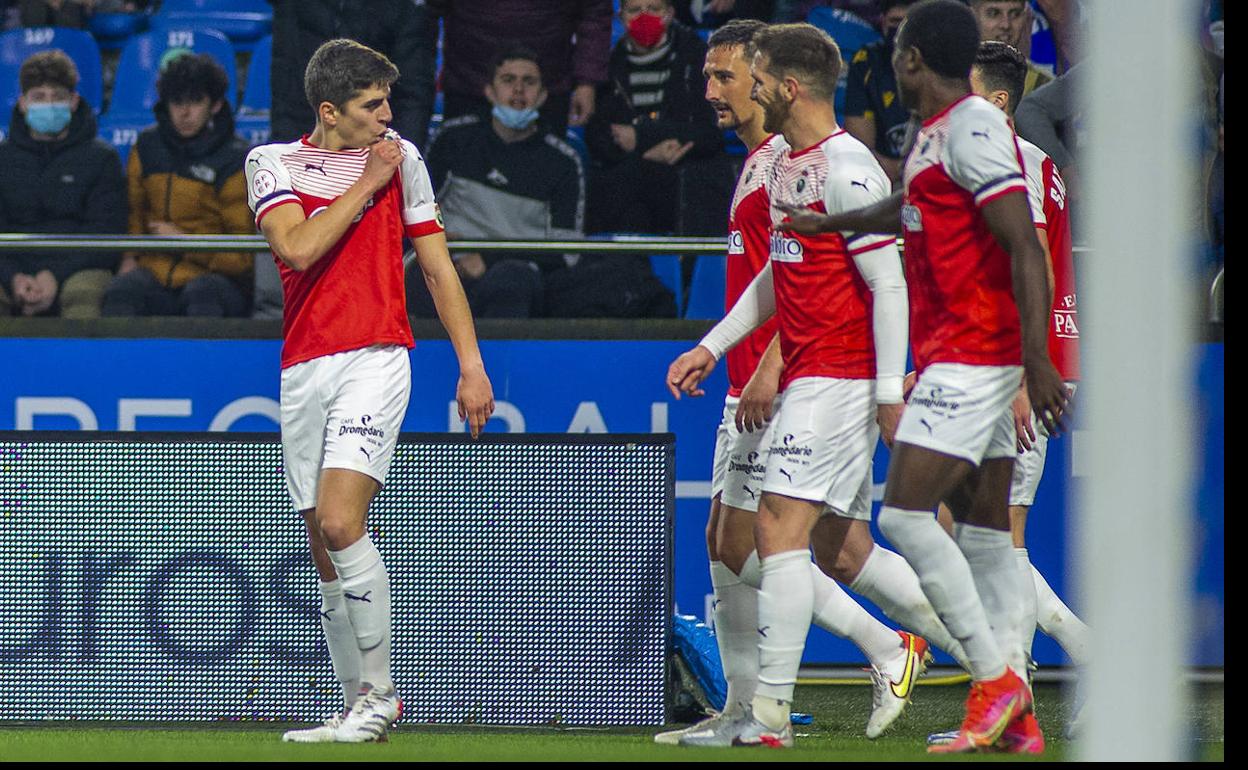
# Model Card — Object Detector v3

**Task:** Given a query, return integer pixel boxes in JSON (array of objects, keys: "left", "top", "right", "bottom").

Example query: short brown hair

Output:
[
  {"left": 19, "top": 49, "right": 79, "bottom": 94},
  {"left": 751, "top": 23, "right": 841, "bottom": 102},
  {"left": 304, "top": 39, "right": 399, "bottom": 112}
]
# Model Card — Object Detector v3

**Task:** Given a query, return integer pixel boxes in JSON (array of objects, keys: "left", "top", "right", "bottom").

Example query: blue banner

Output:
[{"left": 0, "top": 338, "right": 1224, "bottom": 665}]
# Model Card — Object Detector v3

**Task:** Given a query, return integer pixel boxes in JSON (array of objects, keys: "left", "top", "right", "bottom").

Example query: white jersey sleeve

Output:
[
  {"left": 823, "top": 140, "right": 908, "bottom": 403},
  {"left": 245, "top": 144, "right": 300, "bottom": 227},
  {"left": 945, "top": 100, "right": 1027, "bottom": 208},
  {"left": 1018, "top": 138, "right": 1049, "bottom": 227},
  {"left": 398, "top": 137, "right": 444, "bottom": 238}
]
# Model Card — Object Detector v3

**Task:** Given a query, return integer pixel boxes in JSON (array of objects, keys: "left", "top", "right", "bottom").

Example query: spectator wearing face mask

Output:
[
  {"left": 0, "top": 49, "right": 126, "bottom": 318},
  {"left": 585, "top": 0, "right": 728, "bottom": 235},
  {"left": 408, "top": 45, "right": 586, "bottom": 319}
]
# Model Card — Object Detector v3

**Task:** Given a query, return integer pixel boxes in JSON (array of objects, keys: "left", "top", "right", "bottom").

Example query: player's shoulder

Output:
[
  {"left": 822, "top": 132, "right": 888, "bottom": 184},
  {"left": 945, "top": 96, "right": 1013, "bottom": 146},
  {"left": 1014, "top": 136, "right": 1050, "bottom": 172},
  {"left": 245, "top": 138, "right": 302, "bottom": 168}
]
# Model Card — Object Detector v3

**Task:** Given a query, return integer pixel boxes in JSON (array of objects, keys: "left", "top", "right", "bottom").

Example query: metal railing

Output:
[{"left": 0, "top": 233, "right": 1097, "bottom": 255}]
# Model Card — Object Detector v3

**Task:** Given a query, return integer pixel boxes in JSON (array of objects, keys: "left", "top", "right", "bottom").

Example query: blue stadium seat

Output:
[
  {"left": 0, "top": 27, "right": 104, "bottom": 123},
  {"left": 151, "top": 0, "right": 272, "bottom": 52},
  {"left": 234, "top": 113, "right": 270, "bottom": 147},
  {"left": 650, "top": 254, "right": 683, "bottom": 313},
  {"left": 805, "top": 7, "right": 881, "bottom": 115},
  {"left": 239, "top": 34, "right": 270, "bottom": 114},
  {"left": 109, "top": 28, "right": 239, "bottom": 119},
  {"left": 89, "top": 12, "right": 149, "bottom": 51},
  {"left": 563, "top": 125, "right": 590, "bottom": 171},
  {"left": 684, "top": 255, "right": 726, "bottom": 319},
  {"left": 96, "top": 113, "right": 148, "bottom": 164}
]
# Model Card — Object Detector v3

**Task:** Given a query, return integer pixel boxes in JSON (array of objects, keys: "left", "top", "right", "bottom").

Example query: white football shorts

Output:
[
  {"left": 895, "top": 363, "right": 1022, "bottom": 466},
  {"left": 712, "top": 395, "right": 782, "bottom": 513},
  {"left": 1009, "top": 381, "right": 1078, "bottom": 507},
  {"left": 761, "top": 376, "right": 877, "bottom": 520},
  {"left": 280, "top": 344, "right": 411, "bottom": 511}
]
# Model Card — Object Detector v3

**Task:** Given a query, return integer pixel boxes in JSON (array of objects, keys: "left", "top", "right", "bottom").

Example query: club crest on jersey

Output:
[
  {"left": 901, "top": 204, "right": 923, "bottom": 232},
  {"left": 769, "top": 231, "right": 804, "bottom": 262},
  {"left": 728, "top": 230, "right": 745, "bottom": 255}
]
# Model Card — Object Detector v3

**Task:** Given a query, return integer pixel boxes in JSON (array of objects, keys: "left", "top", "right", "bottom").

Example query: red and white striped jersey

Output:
[
  {"left": 245, "top": 135, "right": 444, "bottom": 369},
  {"left": 767, "top": 130, "right": 899, "bottom": 390},
  {"left": 724, "top": 133, "right": 785, "bottom": 397},
  {"left": 901, "top": 95, "right": 1027, "bottom": 373},
  {"left": 1019, "top": 137, "right": 1079, "bottom": 382}
]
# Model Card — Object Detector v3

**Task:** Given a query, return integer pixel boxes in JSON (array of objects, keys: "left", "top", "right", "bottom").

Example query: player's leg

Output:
[
  {"left": 746, "top": 490, "right": 821, "bottom": 745},
  {"left": 316, "top": 346, "right": 411, "bottom": 742},
  {"left": 713, "top": 502, "right": 761, "bottom": 718},
  {"left": 813, "top": 511, "right": 969, "bottom": 669},
  {"left": 278, "top": 359, "right": 361, "bottom": 743}
]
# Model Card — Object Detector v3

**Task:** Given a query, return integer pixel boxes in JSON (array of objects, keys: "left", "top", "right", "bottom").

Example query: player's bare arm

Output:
[
  {"left": 260, "top": 139, "right": 404, "bottom": 271},
  {"left": 411, "top": 230, "right": 495, "bottom": 437},
  {"left": 668, "top": 262, "right": 777, "bottom": 399},
  {"left": 981, "top": 191, "right": 1069, "bottom": 435},
  {"left": 775, "top": 189, "right": 905, "bottom": 236},
  {"left": 736, "top": 334, "right": 782, "bottom": 432}
]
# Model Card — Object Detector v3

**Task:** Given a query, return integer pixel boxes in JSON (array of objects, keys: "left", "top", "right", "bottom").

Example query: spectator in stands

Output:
[
  {"left": 101, "top": 53, "right": 252, "bottom": 317},
  {"left": 0, "top": 50, "right": 125, "bottom": 318},
  {"left": 673, "top": 0, "right": 773, "bottom": 28},
  {"left": 772, "top": 0, "right": 877, "bottom": 25},
  {"left": 969, "top": 0, "right": 1052, "bottom": 96},
  {"left": 430, "top": 0, "right": 612, "bottom": 136},
  {"left": 842, "top": 0, "right": 917, "bottom": 181},
  {"left": 585, "top": 0, "right": 727, "bottom": 235},
  {"left": 269, "top": 0, "right": 438, "bottom": 147},
  {"left": 18, "top": 0, "right": 90, "bottom": 28},
  {"left": 408, "top": 45, "right": 585, "bottom": 319}
]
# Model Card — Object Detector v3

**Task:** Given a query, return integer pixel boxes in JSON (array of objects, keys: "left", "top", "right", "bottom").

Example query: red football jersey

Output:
[
  {"left": 1020, "top": 137, "right": 1079, "bottom": 382},
  {"left": 901, "top": 95, "right": 1028, "bottom": 373},
  {"left": 725, "top": 134, "right": 784, "bottom": 397},
  {"left": 767, "top": 131, "right": 899, "bottom": 391},
  {"left": 246, "top": 137, "right": 444, "bottom": 369}
]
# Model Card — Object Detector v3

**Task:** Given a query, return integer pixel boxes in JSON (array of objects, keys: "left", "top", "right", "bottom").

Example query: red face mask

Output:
[{"left": 628, "top": 12, "right": 667, "bottom": 49}]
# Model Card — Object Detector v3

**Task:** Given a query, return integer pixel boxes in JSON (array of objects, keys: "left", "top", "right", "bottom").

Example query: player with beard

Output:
[
  {"left": 777, "top": 0, "right": 1070, "bottom": 753},
  {"left": 663, "top": 19, "right": 967, "bottom": 747},
  {"left": 669, "top": 22, "right": 960, "bottom": 748}
]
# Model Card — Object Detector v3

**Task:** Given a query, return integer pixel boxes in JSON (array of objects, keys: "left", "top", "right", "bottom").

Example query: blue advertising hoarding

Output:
[{"left": 0, "top": 338, "right": 1224, "bottom": 666}]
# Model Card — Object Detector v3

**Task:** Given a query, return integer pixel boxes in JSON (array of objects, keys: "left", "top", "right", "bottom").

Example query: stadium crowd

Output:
[{"left": 0, "top": 0, "right": 1225, "bottom": 319}]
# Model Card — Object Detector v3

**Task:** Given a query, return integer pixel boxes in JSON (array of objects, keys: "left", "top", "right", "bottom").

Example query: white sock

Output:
[
  {"left": 327, "top": 535, "right": 393, "bottom": 692},
  {"left": 709, "top": 561, "right": 758, "bottom": 717},
  {"left": 319, "top": 579, "right": 362, "bottom": 708},
  {"left": 753, "top": 549, "right": 812, "bottom": 727},
  {"left": 1033, "top": 564, "right": 1091, "bottom": 665},
  {"left": 1015, "top": 548, "right": 1039, "bottom": 661},
  {"left": 809, "top": 561, "right": 898, "bottom": 667},
  {"left": 955, "top": 524, "right": 1027, "bottom": 679},
  {"left": 850, "top": 544, "right": 972, "bottom": 670},
  {"left": 739, "top": 550, "right": 762, "bottom": 590},
  {"left": 877, "top": 506, "right": 1006, "bottom": 681}
]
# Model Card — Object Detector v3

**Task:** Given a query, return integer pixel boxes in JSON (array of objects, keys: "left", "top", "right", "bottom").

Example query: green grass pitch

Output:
[{"left": 0, "top": 682, "right": 1223, "bottom": 762}]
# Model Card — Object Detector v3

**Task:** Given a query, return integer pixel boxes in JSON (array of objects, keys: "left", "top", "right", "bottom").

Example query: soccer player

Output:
[
  {"left": 777, "top": 0, "right": 1070, "bottom": 753},
  {"left": 925, "top": 39, "right": 1089, "bottom": 752},
  {"left": 668, "top": 22, "right": 967, "bottom": 748},
  {"left": 660, "top": 20, "right": 946, "bottom": 746},
  {"left": 969, "top": 40, "right": 1088, "bottom": 680},
  {"left": 245, "top": 39, "right": 495, "bottom": 743}
]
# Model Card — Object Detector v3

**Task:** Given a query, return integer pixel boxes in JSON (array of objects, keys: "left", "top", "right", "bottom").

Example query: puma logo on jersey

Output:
[
  {"left": 305, "top": 160, "right": 328, "bottom": 175},
  {"left": 851, "top": 178, "right": 870, "bottom": 191},
  {"left": 972, "top": 129, "right": 990, "bottom": 140}
]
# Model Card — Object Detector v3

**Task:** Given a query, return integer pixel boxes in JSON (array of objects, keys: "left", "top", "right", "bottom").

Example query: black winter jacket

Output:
[
  {"left": 269, "top": 0, "right": 439, "bottom": 148},
  {"left": 585, "top": 23, "right": 723, "bottom": 168},
  {"left": 0, "top": 100, "right": 127, "bottom": 291}
]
